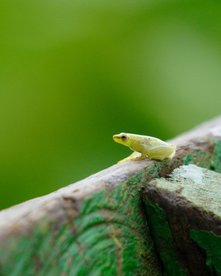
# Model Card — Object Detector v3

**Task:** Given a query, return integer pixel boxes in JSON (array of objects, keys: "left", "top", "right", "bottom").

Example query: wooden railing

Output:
[{"left": 1, "top": 116, "right": 221, "bottom": 275}]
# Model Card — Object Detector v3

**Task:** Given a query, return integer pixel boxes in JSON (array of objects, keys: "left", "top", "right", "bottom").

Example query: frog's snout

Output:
[{"left": 113, "top": 134, "right": 121, "bottom": 142}]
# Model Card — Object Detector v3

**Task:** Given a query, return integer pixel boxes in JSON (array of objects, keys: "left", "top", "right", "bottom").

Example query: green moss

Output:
[
  {"left": 182, "top": 154, "right": 193, "bottom": 165},
  {"left": 143, "top": 162, "right": 161, "bottom": 179},
  {"left": 183, "top": 149, "right": 212, "bottom": 169},
  {"left": 210, "top": 139, "right": 221, "bottom": 173},
  {"left": 191, "top": 230, "right": 221, "bottom": 275},
  {"left": 182, "top": 139, "right": 221, "bottom": 172},
  {"left": 0, "top": 176, "right": 160, "bottom": 276},
  {"left": 74, "top": 179, "right": 160, "bottom": 275},
  {"left": 144, "top": 201, "right": 186, "bottom": 276}
]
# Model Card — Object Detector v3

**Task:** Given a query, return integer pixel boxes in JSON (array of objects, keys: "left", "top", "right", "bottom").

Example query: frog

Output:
[{"left": 113, "top": 132, "right": 176, "bottom": 162}]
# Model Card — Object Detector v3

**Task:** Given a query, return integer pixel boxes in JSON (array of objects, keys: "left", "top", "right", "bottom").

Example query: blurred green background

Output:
[{"left": 1, "top": 0, "right": 221, "bottom": 209}]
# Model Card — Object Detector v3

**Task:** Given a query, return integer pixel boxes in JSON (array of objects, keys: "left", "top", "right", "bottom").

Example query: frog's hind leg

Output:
[
  {"left": 148, "top": 144, "right": 176, "bottom": 161},
  {"left": 168, "top": 146, "right": 176, "bottom": 159}
]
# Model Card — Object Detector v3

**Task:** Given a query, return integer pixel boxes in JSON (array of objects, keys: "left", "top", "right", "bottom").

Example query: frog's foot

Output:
[{"left": 118, "top": 152, "right": 147, "bottom": 163}]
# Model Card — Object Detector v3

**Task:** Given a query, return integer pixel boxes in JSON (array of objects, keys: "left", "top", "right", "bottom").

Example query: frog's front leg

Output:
[{"left": 118, "top": 151, "right": 147, "bottom": 163}]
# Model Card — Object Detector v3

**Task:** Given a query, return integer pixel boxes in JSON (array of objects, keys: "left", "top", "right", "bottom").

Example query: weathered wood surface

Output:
[
  {"left": 144, "top": 165, "right": 221, "bottom": 275},
  {"left": 0, "top": 116, "right": 221, "bottom": 275}
]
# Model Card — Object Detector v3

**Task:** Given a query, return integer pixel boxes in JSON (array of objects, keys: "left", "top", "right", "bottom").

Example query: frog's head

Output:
[{"left": 113, "top": 133, "right": 131, "bottom": 147}]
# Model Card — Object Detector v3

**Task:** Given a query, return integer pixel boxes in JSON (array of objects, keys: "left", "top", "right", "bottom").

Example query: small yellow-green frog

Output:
[{"left": 113, "top": 132, "right": 176, "bottom": 162}]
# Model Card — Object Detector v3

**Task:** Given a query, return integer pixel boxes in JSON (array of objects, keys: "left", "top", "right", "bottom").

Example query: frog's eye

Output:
[{"left": 121, "top": 135, "right": 127, "bottom": 140}]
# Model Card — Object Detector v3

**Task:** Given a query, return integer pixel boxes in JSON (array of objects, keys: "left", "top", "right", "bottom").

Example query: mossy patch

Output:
[
  {"left": 191, "top": 230, "right": 221, "bottom": 275},
  {"left": 144, "top": 201, "right": 186, "bottom": 276}
]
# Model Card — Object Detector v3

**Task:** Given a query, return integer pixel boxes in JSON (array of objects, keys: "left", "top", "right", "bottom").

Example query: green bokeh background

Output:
[{"left": 1, "top": 0, "right": 221, "bottom": 209}]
